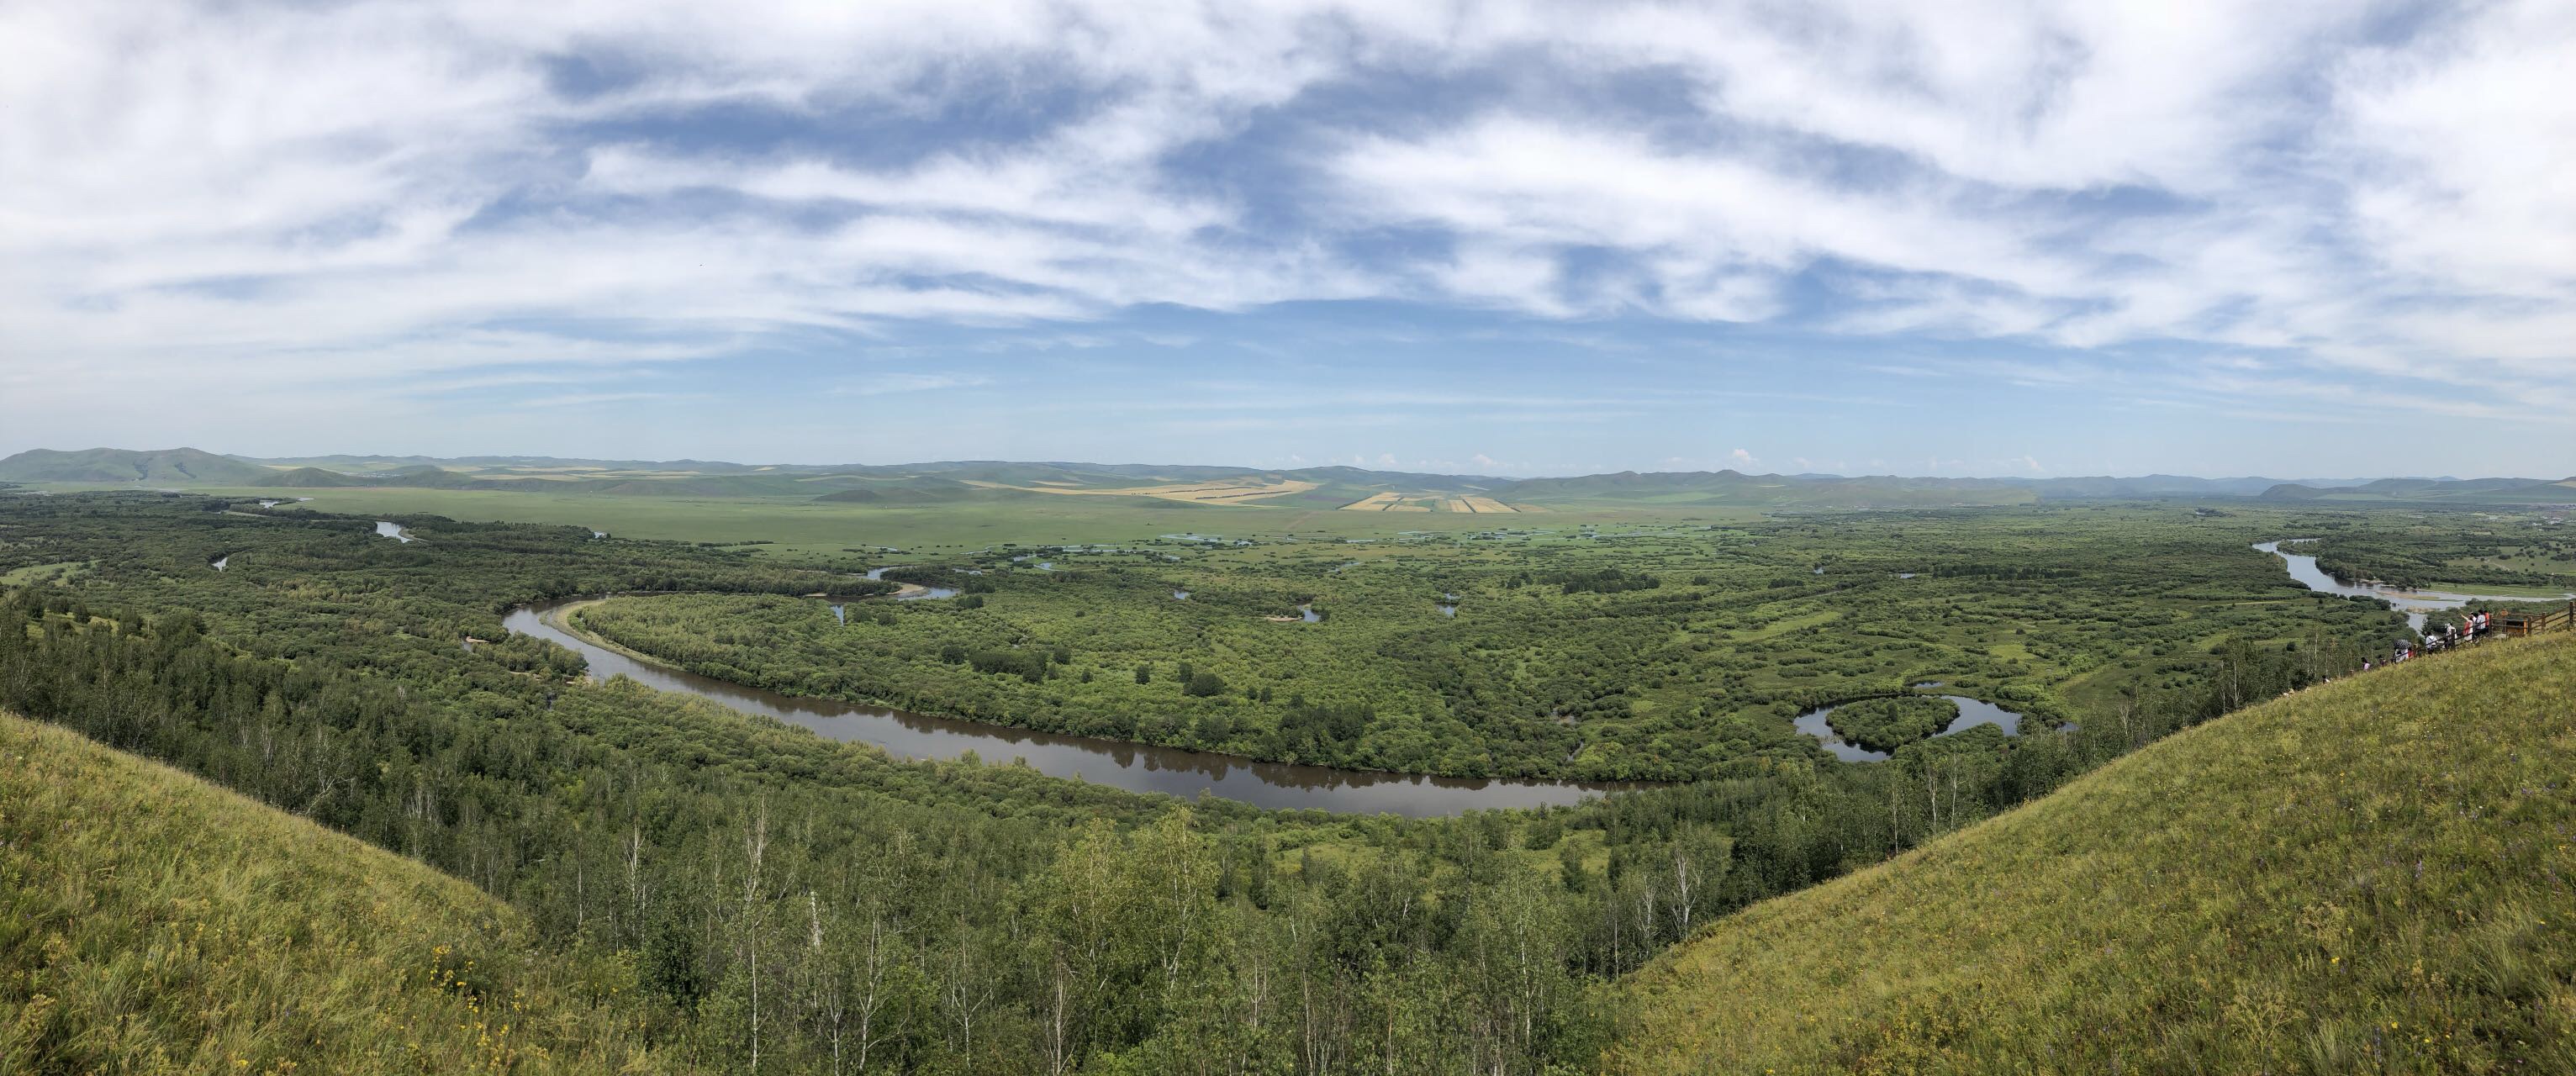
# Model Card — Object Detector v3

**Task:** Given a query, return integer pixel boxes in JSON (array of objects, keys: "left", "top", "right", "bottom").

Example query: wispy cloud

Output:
[
  {"left": 0, "top": 0, "right": 2568, "bottom": 473},
  {"left": 831, "top": 372, "right": 995, "bottom": 396}
]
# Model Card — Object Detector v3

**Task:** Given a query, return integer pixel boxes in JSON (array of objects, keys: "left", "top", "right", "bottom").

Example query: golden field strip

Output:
[{"left": 1341, "top": 491, "right": 1527, "bottom": 513}]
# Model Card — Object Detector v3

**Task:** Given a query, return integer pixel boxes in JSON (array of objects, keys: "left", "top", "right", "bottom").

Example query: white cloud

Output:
[
  {"left": 1729, "top": 448, "right": 1759, "bottom": 468},
  {"left": 0, "top": 0, "right": 2568, "bottom": 440}
]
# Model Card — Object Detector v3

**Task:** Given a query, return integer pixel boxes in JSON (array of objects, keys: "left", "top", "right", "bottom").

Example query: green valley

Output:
[{"left": 3, "top": 484, "right": 2571, "bottom": 1073}]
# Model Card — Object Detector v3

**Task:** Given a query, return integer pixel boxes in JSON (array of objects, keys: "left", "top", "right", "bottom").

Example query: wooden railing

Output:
[{"left": 2496, "top": 600, "right": 2576, "bottom": 637}]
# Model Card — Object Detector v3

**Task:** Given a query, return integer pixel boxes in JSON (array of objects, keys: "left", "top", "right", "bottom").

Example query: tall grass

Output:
[
  {"left": 0, "top": 712, "right": 679, "bottom": 1075},
  {"left": 1613, "top": 633, "right": 2576, "bottom": 1074}
]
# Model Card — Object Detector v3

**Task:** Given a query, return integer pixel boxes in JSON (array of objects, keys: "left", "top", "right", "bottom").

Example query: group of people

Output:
[{"left": 2368, "top": 610, "right": 2495, "bottom": 669}]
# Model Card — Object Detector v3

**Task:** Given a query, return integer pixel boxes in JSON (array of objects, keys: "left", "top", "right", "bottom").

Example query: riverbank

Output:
[
  {"left": 538, "top": 598, "right": 670, "bottom": 672},
  {"left": 2257, "top": 539, "right": 2574, "bottom": 633},
  {"left": 506, "top": 595, "right": 1636, "bottom": 815}
]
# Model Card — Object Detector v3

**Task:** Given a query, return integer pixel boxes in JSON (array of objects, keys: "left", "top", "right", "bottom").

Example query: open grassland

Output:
[
  {"left": 1613, "top": 632, "right": 2576, "bottom": 1075},
  {"left": 168, "top": 483, "right": 1732, "bottom": 556},
  {"left": 0, "top": 561, "right": 86, "bottom": 588},
  {"left": 962, "top": 477, "right": 1322, "bottom": 503},
  {"left": 0, "top": 712, "right": 673, "bottom": 1075}
]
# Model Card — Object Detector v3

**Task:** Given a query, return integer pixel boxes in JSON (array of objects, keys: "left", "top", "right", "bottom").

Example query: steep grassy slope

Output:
[
  {"left": 1613, "top": 633, "right": 2576, "bottom": 1074},
  {"left": 0, "top": 712, "right": 680, "bottom": 1074}
]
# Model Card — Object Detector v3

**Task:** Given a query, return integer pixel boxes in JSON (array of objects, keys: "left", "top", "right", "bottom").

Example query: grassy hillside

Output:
[
  {"left": 0, "top": 712, "right": 678, "bottom": 1074},
  {"left": 1612, "top": 633, "right": 2576, "bottom": 1074}
]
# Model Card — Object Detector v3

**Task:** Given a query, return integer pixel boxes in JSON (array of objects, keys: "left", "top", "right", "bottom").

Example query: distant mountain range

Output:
[
  {"left": 0, "top": 447, "right": 275, "bottom": 485},
  {"left": 4, "top": 447, "right": 2571, "bottom": 511},
  {"left": 2255, "top": 476, "right": 2576, "bottom": 504}
]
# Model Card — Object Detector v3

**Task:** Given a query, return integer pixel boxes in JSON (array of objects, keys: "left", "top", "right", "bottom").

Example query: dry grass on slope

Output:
[{"left": 0, "top": 713, "right": 680, "bottom": 1075}]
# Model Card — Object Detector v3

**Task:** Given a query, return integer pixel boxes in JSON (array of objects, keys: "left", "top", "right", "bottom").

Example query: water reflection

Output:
[
  {"left": 862, "top": 566, "right": 958, "bottom": 600},
  {"left": 2255, "top": 540, "right": 2570, "bottom": 634}
]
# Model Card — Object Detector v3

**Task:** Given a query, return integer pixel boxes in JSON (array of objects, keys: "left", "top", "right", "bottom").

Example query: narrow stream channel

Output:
[{"left": 504, "top": 598, "right": 1627, "bottom": 815}]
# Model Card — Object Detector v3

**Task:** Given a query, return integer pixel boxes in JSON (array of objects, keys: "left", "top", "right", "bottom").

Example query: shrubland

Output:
[{"left": 573, "top": 507, "right": 2410, "bottom": 780}]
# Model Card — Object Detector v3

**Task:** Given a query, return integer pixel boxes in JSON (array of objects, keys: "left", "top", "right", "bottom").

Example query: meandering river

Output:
[
  {"left": 477, "top": 538, "right": 2473, "bottom": 814},
  {"left": 2255, "top": 540, "right": 2570, "bottom": 633},
  {"left": 503, "top": 597, "right": 1626, "bottom": 815}
]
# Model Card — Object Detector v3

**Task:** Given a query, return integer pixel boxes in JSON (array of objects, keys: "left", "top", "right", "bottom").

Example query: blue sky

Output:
[{"left": 3, "top": 0, "right": 2571, "bottom": 478}]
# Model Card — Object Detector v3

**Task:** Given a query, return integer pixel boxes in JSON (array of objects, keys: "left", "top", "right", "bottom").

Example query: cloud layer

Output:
[{"left": 2, "top": 0, "right": 2570, "bottom": 464}]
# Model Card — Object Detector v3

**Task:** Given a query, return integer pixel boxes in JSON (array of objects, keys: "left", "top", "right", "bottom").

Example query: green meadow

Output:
[{"left": 173, "top": 483, "right": 1746, "bottom": 555}]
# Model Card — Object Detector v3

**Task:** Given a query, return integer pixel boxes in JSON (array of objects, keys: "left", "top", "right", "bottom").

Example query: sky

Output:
[{"left": 3, "top": 1, "right": 2571, "bottom": 479}]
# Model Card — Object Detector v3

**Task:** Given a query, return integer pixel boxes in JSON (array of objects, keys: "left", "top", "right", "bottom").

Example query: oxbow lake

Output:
[{"left": 1792, "top": 696, "right": 2037, "bottom": 762}]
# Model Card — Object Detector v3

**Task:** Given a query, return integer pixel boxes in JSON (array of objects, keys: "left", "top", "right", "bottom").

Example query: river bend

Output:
[{"left": 504, "top": 598, "right": 1625, "bottom": 815}]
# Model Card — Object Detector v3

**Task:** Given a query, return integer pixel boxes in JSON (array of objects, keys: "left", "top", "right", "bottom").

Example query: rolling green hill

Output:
[
  {"left": 2261, "top": 477, "right": 2574, "bottom": 504},
  {"left": 1611, "top": 632, "right": 2576, "bottom": 1074},
  {"left": 0, "top": 447, "right": 273, "bottom": 485},
  {"left": 0, "top": 711, "right": 681, "bottom": 1074},
  {"left": 1495, "top": 469, "right": 2044, "bottom": 509},
  {"left": 256, "top": 465, "right": 364, "bottom": 488}
]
